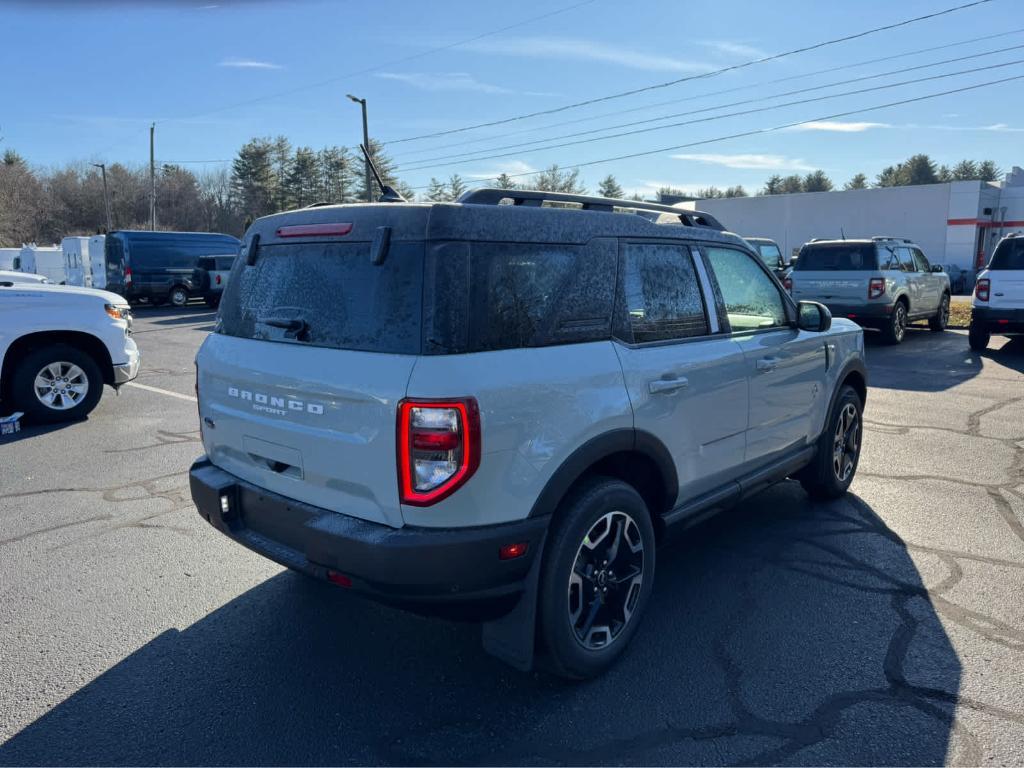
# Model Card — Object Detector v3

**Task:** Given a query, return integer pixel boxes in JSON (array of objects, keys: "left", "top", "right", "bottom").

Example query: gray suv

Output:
[
  {"left": 189, "top": 189, "right": 867, "bottom": 678},
  {"left": 787, "top": 237, "right": 951, "bottom": 344}
]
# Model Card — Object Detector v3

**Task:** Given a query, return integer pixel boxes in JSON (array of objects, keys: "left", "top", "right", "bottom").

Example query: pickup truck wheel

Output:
[
  {"left": 12, "top": 344, "right": 104, "bottom": 424},
  {"left": 169, "top": 286, "right": 189, "bottom": 307},
  {"left": 881, "top": 300, "right": 907, "bottom": 345},
  {"left": 929, "top": 294, "right": 950, "bottom": 332},
  {"left": 799, "top": 385, "right": 862, "bottom": 500},
  {"left": 968, "top": 320, "right": 990, "bottom": 351},
  {"left": 538, "top": 477, "right": 655, "bottom": 679}
]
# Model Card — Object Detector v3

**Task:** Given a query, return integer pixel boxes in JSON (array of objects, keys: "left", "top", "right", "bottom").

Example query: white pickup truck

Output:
[{"left": 0, "top": 284, "right": 140, "bottom": 423}]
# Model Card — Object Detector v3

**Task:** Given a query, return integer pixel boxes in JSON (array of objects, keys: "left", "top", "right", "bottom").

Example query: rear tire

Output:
[
  {"left": 799, "top": 385, "right": 863, "bottom": 500},
  {"left": 929, "top": 293, "right": 949, "bottom": 332},
  {"left": 881, "top": 300, "right": 908, "bottom": 345},
  {"left": 11, "top": 344, "right": 104, "bottom": 424},
  {"left": 538, "top": 477, "right": 656, "bottom": 679},
  {"left": 169, "top": 286, "right": 189, "bottom": 308},
  {"left": 968, "top": 320, "right": 990, "bottom": 351}
]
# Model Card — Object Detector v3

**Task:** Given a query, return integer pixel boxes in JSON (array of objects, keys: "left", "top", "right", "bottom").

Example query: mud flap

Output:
[{"left": 481, "top": 530, "right": 547, "bottom": 671}]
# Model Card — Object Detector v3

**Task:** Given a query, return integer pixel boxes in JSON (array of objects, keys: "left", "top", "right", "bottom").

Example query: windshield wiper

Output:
[{"left": 260, "top": 317, "right": 309, "bottom": 340}]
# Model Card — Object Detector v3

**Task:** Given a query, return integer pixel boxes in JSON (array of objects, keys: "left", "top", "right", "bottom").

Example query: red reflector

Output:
[
  {"left": 277, "top": 223, "right": 353, "bottom": 238},
  {"left": 412, "top": 431, "right": 460, "bottom": 451},
  {"left": 499, "top": 542, "right": 528, "bottom": 560},
  {"left": 998, "top": 319, "right": 1010, "bottom": 324},
  {"left": 327, "top": 571, "right": 352, "bottom": 588},
  {"left": 215, "top": 274, "right": 221, "bottom": 285},
  {"left": 847, "top": 314, "right": 857, "bottom": 319}
]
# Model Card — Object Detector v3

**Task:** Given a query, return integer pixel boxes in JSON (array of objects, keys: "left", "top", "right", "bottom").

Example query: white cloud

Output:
[
  {"left": 219, "top": 58, "right": 283, "bottom": 70},
  {"left": 461, "top": 37, "right": 713, "bottom": 73},
  {"left": 786, "top": 121, "right": 889, "bottom": 133},
  {"left": 670, "top": 153, "right": 814, "bottom": 171},
  {"left": 700, "top": 40, "right": 766, "bottom": 58},
  {"left": 464, "top": 160, "right": 537, "bottom": 180},
  {"left": 375, "top": 72, "right": 512, "bottom": 94},
  {"left": 982, "top": 123, "right": 1024, "bottom": 133}
]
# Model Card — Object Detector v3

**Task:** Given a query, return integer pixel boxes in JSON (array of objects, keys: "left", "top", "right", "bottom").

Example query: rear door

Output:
[
  {"left": 198, "top": 236, "right": 425, "bottom": 527},
  {"left": 911, "top": 247, "right": 941, "bottom": 312},
  {"left": 703, "top": 244, "right": 828, "bottom": 465},
  {"left": 988, "top": 238, "right": 1024, "bottom": 310},
  {"left": 897, "top": 246, "right": 925, "bottom": 314},
  {"left": 613, "top": 241, "right": 748, "bottom": 501}
]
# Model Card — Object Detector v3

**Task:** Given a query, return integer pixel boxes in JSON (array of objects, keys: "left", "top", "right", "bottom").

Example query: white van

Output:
[
  {"left": 19, "top": 245, "right": 67, "bottom": 285},
  {"left": 61, "top": 237, "right": 91, "bottom": 287},
  {"left": 89, "top": 235, "right": 107, "bottom": 289}
]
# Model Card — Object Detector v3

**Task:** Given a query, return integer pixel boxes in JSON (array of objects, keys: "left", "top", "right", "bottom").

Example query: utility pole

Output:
[
  {"left": 346, "top": 94, "right": 372, "bottom": 202},
  {"left": 92, "top": 163, "right": 113, "bottom": 233},
  {"left": 149, "top": 122, "right": 156, "bottom": 230}
]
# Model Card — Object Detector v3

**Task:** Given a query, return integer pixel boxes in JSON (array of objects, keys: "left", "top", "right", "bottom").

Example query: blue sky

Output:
[{"left": 2, "top": 0, "right": 1022, "bottom": 197}]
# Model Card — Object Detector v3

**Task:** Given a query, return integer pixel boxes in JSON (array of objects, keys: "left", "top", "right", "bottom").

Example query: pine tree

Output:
[
  {"left": 844, "top": 173, "right": 869, "bottom": 190},
  {"left": 355, "top": 139, "right": 401, "bottom": 201},
  {"left": 447, "top": 174, "right": 468, "bottom": 201},
  {"left": 231, "top": 138, "right": 277, "bottom": 219},
  {"left": 876, "top": 165, "right": 900, "bottom": 187},
  {"left": 317, "top": 146, "right": 354, "bottom": 204},
  {"left": 724, "top": 185, "right": 748, "bottom": 198},
  {"left": 977, "top": 160, "right": 1001, "bottom": 182},
  {"left": 597, "top": 174, "right": 624, "bottom": 198},
  {"left": 2, "top": 149, "right": 26, "bottom": 167},
  {"left": 531, "top": 164, "right": 585, "bottom": 193},
  {"left": 494, "top": 173, "right": 517, "bottom": 190},
  {"left": 802, "top": 170, "right": 833, "bottom": 192},
  {"left": 950, "top": 160, "right": 978, "bottom": 181},
  {"left": 425, "top": 177, "right": 449, "bottom": 202},
  {"left": 780, "top": 175, "right": 804, "bottom": 194},
  {"left": 270, "top": 135, "right": 293, "bottom": 211},
  {"left": 285, "top": 146, "right": 320, "bottom": 209},
  {"left": 761, "top": 175, "right": 784, "bottom": 195}
]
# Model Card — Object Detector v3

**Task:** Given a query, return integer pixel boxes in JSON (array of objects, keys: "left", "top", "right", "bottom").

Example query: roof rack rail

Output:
[
  {"left": 871, "top": 236, "right": 913, "bottom": 243},
  {"left": 457, "top": 188, "right": 725, "bottom": 231}
]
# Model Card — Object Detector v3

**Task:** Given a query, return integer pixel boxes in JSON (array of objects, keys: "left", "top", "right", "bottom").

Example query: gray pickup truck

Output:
[{"left": 786, "top": 237, "right": 950, "bottom": 344}]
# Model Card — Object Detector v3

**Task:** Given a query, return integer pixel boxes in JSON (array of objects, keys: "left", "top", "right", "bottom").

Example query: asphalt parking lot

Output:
[{"left": 1, "top": 307, "right": 1023, "bottom": 766}]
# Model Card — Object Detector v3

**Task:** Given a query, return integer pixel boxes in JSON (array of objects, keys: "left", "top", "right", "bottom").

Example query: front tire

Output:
[
  {"left": 538, "top": 477, "right": 656, "bottom": 679},
  {"left": 169, "top": 286, "right": 189, "bottom": 308},
  {"left": 11, "top": 344, "right": 104, "bottom": 424},
  {"left": 881, "top": 300, "right": 908, "bottom": 344},
  {"left": 929, "top": 293, "right": 950, "bottom": 332},
  {"left": 968, "top": 320, "right": 990, "bottom": 351},
  {"left": 799, "top": 385, "right": 863, "bottom": 500}
]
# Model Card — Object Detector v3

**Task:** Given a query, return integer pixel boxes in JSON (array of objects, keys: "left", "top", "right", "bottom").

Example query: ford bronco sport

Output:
[
  {"left": 970, "top": 232, "right": 1024, "bottom": 350},
  {"left": 190, "top": 189, "right": 867, "bottom": 678},
  {"left": 787, "top": 237, "right": 950, "bottom": 344}
]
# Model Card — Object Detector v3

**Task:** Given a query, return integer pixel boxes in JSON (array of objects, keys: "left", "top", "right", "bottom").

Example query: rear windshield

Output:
[
  {"left": 796, "top": 243, "right": 878, "bottom": 271},
  {"left": 218, "top": 241, "right": 423, "bottom": 354},
  {"left": 990, "top": 238, "right": 1024, "bottom": 270}
]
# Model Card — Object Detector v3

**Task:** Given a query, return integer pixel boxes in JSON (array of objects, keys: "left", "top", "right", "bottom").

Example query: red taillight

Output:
[
  {"left": 868, "top": 278, "right": 886, "bottom": 300},
  {"left": 215, "top": 274, "right": 222, "bottom": 285},
  {"left": 499, "top": 542, "right": 528, "bottom": 560},
  {"left": 397, "top": 398, "right": 480, "bottom": 506},
  {"left": 975, "top": 278, "right": 990, "bottom": 302},
  {"left": 125, "top": 266, "right": 133, "bottom": 286},
  {"left": 327, "top": 571, "right": 352, "bottom": 588},
  {"left": 276, "top": 223, "right": 353, "bottom": 238},
  {"left": 783, "top": 276, "right": 792, "bottom": 293}
]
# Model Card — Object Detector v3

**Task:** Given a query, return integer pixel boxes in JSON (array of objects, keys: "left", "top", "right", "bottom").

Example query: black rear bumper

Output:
[
  {"left": 821, "top": 302, "right": 892, "bottom": 326},
  {"left": 189, "top": 457, "right": 548, "bottom": 619},
  {"left": 973, "top": 306, "right": 1024, "bottom": 334}
]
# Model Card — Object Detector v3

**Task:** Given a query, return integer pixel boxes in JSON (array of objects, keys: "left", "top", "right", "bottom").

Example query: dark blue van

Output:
[{"left": 105, "top": 231, "right": 240, "bottom": 307}]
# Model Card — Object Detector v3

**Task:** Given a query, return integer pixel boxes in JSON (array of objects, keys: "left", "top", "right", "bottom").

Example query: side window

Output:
[
  {"left": 898, "top": 247, "right": 917, "bottom": 272},
  {"left": 620, "top": 243, "right": 708, "bottom": 343},
  {"left": 217, "top": 257, "right": 236, "bottom": 271},
  {"left": 704, "top": 246, "right": 788, "bottom": 332},
  {"left": 912, "top": 248, "right": 930, "bottom": 272}
]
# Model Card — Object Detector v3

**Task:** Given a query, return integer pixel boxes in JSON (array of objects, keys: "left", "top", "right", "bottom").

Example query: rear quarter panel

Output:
[
  {"left": 811, "top": 318, "right": 865, "bottom": 438},
  {"left": 403, "top": 341, "right": 632, "bottom": 527}
]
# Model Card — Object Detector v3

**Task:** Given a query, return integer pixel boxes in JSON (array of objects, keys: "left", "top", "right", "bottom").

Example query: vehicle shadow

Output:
[
  {"left": 863, "top": 327, "right": 1023, "bottom": 391},
  {"left": 0, "top": 484, "right": 960, "bottom": 766},
  {"left": 0, "top": 420, "right": 70, "bottom": 444}
]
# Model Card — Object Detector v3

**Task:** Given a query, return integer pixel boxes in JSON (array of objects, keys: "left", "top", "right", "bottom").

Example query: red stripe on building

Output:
[{"left": 947, "top": 218, "right": 1024, "bottom": 227}]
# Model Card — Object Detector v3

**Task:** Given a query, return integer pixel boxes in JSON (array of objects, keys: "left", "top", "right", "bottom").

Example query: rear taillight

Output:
[
  {"left": 215, "top": 274, "right": 222, "bottom": 285},
  {"left": 868, "top": 278, "right": 886, "bottom": 300},
  {"left": 277, "top": 223, "right": 353, "bottom": 238},
  {"left": 125, "top": 266, "right": 133, "bottom": 286},
  {"left": 398, "top": 398, "right": 480, "bottom": 506},
  {"left": 782, "top": 276, "right": 792, "bottom": 293},
  {"left": 975, "top": 278, "right": 990, "bottom": 302}
]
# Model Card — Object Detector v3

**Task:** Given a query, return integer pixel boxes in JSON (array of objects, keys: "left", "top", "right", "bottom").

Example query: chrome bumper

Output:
[{"left": 112, "top": 352, "right": 141, "bottom": 385}]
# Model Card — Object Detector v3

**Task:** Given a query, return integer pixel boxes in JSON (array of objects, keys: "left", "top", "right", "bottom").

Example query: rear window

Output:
[
  {"left": 218, "top": 241, "right": 423, "bottom": 354},
  {"left": 796, "top": 243, "right": 878, "bottom": 271},
  {"left": 990, "top": 238, "right": 1024, "bottom": 270}
]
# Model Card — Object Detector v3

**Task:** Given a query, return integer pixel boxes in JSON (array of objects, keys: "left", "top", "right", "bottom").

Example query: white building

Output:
[{"left": 682, "top": 167, "right": 1024, "bottom": 291}]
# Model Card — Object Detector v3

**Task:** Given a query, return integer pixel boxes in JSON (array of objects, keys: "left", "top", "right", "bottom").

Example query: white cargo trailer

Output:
[
  {"left": 19, "top": 245, "right": 67, "bottom": 285},
  {"left": 61, "top": 236, "right": 91, "bottom": 287},
  {"left": 89, "top": 234, "right": 107, "bottom": 289}
]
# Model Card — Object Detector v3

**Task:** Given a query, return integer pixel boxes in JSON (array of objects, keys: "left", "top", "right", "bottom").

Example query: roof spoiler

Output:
[{"left": 457, "top": 188, "right": 725, "bottom": 231}]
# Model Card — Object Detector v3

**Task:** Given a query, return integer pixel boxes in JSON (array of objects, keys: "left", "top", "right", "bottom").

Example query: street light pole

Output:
[
  {"left": 347, "top": 94, "right": 373, "bottom": 202},
  {"left": 92, "top": 163, "right": 113, "bottom": 233}
]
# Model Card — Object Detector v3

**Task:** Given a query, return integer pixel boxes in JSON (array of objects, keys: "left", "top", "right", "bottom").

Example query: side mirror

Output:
[
  {"left": 931, "top": 264, "right": 944, "bottom": 273},
  {"left": 797, "top": 300, "right": 831, "bottom": 332}
]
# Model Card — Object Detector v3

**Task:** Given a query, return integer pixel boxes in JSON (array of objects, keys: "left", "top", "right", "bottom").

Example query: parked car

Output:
[
  {"left": 196, "top": 255, "right": 236, "bottom": 308},
  {"left": 104, "top": 230, "right": 241, "bottom": 307},
  {"left": 190, "top": 189, "right": 867, "bottom": 678},
  {"left": 0, "top": 270, "right": 50, "bottom": 285},
  {"left": 745, "top": 237, "right": 788, "bottom": 277},
  {"left": 786, "top": 237, "right": 950, "bottom": 344},
  {"left": 969, "top": 232, "right": 1024, "bottom": 350},
  {"left": 0, "top": 283, "right": 139, "bottom": 422}
]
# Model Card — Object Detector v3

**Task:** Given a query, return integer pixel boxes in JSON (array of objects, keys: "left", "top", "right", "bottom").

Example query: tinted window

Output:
[
  {"left": 898, "top": 247, "right": 918, "bottom": 272},
  {"left": 796, "top": 244, "right": 878, "bottom": 271},
  {"left": 990, "top": 238, "right": 1024, "bottom": 270},
  {"left": 463, "top": 242, "right": 615, "bottom": 351},
  {"left": 705, "top": 246, "right": 787, "bottom": 332},
  {"left": 620, "top": 243, "right": 707, "bottom": 342},
  {"left": 216, "top": 256, "right": 236, "bottom": 271},
  {"left": 218, "top": 241, "right": 423, "bottom": 354}
]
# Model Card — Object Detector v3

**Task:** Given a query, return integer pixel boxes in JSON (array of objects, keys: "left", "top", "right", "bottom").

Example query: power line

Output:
[
  {"left": 391, "top": 26, "right": 1024, "bottom": 161},
  {"left": 408, "top": 73, "right": 1024, "bottom": 190},
  {"left": 397, "top": 45, "right": 1024, "bottom": 170},
  {"left": 399, "top": 58, "right": 1024, "bottom": 173},
  {"left": 384, "top": 0, "right": 997, "bottom": 146}
]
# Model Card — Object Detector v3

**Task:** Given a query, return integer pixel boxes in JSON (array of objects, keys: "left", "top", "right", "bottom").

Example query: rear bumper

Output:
[
  {"left": 189, "top": 457, "right": 548, "bottom": 618},
  {"left": 820, "top": 302, "right": 892, "bottom": 324},
  {"left": 973, "top": 306, "right": 1024, "bottom": 334}
]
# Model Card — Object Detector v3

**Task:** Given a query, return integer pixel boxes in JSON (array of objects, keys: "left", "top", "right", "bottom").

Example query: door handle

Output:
[
  {"left": 648, "top": 376, "right": 689, "bottom": 395},
  {"left": 756, "top": 357, "right": 780, "bottom": 372}
]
